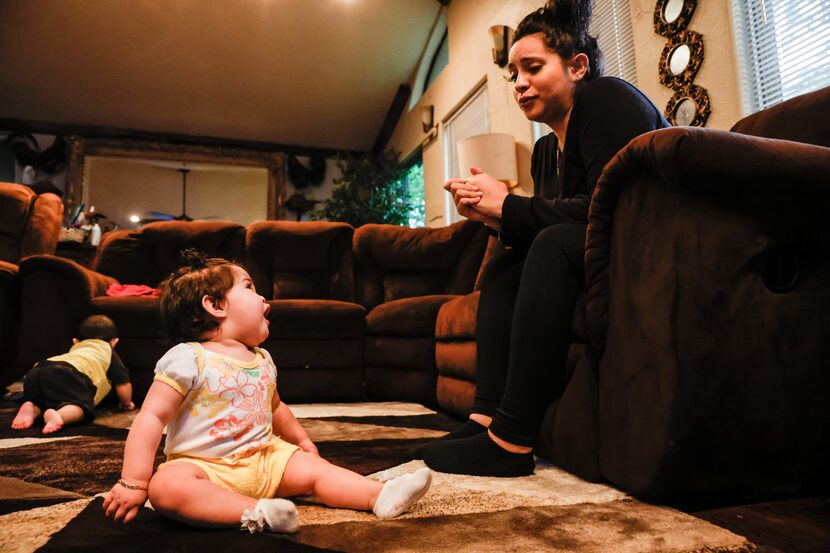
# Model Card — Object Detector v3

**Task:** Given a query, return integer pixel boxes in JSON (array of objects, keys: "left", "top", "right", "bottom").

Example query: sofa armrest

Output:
[
  {"left": 20, "top": 254, "right": 118, "bottom": 301},
  {"left": 16, "top": 255, "right": 119, "bottom": 370},
  {"left": 584, "top": 126, "right": 830, "bottom": 497},
  {"left": 0, "top": 260, "right": 18, "bottom": 281},
  {"left": 586, "top": 127, "right": 830, "bottom": 356}
]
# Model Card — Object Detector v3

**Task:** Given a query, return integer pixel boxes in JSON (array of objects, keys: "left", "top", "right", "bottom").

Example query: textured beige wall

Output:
[
  {"left": 389, "top": 0, "right": 746, "bottom": 227},
  {"left": 84, "top": 157, "right": 268, "bottom": 229},
  {"left": 387, "top": 0, "right": 543, "bottom": 227},
  {"left": 629, "top": 0, "right": 744, "bottom": 130}
]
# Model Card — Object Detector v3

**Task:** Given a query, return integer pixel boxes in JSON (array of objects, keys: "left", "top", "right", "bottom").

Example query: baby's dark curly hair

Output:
[{"left": 158, "top": 249, "right": 238, "bottom": 342}]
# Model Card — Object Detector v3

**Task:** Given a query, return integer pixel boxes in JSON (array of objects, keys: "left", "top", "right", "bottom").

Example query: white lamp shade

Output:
[{"left": 457, "top": 133, "right": 518, "bottom": 184}]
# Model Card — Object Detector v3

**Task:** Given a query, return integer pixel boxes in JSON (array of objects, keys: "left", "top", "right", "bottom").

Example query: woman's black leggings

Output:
[{"left": 472, "top": 223, "right": 586, "bottom": 448}]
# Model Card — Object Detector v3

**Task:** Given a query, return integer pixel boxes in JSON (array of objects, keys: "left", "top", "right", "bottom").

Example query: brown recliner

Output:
[
  {"left": 0, "top": 182, "right": 63, "bottom": 386},
  {"left": 245, "top": 221, "right": 365, "bottom": 402},
  {"left": 435, "top": 86, "right": 830, "bottom": 499},
  {"left": 354, "top": 220, "right": 488, "bottom": 406},
  {"left": 17, "top": 221, "right": 247, "bottom": 400}
]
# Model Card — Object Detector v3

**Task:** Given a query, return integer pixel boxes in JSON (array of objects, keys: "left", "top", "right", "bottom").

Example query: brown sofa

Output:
[
  {"left": 435, "top": 86, "right": 830, "bottom": 499},
  {"left": 16, "top": 218, "right": 488, "bottom": 405},
  {"left": 0, "top": 182, "right": 62, "bottom": 386},
  {"left": 354, "top": 222, "right": 488, "bottom": 404}
]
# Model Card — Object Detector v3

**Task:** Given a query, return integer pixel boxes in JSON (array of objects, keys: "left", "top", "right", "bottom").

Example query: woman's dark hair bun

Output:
[
  {"left": 544, "top": 0, "right": 592, "bottom": 37},
  {"left": 514, "top": 0, "right": 604, "bottom": 81}
]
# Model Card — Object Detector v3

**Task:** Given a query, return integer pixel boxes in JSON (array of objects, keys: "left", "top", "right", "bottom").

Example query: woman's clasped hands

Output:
[{"left": 443, "top": 167, "right": 508, "bottom": 231}]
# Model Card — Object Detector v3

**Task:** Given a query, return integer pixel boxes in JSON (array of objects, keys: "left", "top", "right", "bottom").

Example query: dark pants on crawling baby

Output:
[
  {"left": 472, "top": 223, "right": 586, "bottom": 448},
  {"left": 23, "top": 361, "right": 97, "bottom": 421}
]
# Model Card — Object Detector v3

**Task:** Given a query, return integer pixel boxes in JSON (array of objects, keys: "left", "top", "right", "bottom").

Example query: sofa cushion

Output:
[
  {"left": 96, "top": 221, "right": 246, "bottom": 287},
  {"left": 366, "top": 295, "right": 458, "bottom": 337},
  {"left": 144, "top": 221, "right": 246, "bottom": 277},
  {"left": 95, "top": 229, "right": 157, "bottom": 285},
  {"left": 730, "top": 86, "right": 830, "bottom": 146},
  {"left": 266, "top": 299, "right": 365, "bottom": 339},
  {"left": 246, "top": 221, "right": 354, "bottom": 301},
  {"left": 354, "top": 221, "right": 487, "bottom": 310},
  {"left": 0, "top": 183, "right": 32, "bottom": 263}
]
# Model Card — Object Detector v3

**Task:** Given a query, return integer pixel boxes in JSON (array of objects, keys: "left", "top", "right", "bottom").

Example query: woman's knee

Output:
[
  {"left": 525, "top": 224, "right": 586, "bottom": 274},
  {"left": 479, "top": 250, "right": 524, "bottom": 291}
]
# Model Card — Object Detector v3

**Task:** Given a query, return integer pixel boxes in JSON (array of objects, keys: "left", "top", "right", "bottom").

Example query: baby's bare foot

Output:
[
  {"left": 42, "top": 409, "right": 65, "bottom": 434},
  {"left": 11, "top": 401, "right": 39, "bottom": 429}
]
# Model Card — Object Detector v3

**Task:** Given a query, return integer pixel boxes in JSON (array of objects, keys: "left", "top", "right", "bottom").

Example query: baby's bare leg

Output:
[
  {"left": 43, "top": 405, "right": 84, "bottom": 434},
  {"left": 277, "top": 451, "right": 432, "bottom": 518},
  {"left": 148, "top": 463, "right": 258, "bottom": 527},
  {"left": 277, "top": 451, "right": 383, "bottom": 510},
  {"left": 148, "top": 462, "right": 299, "bottom": 533}
]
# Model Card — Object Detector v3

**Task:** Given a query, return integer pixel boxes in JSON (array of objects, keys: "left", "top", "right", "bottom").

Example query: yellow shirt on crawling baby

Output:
[{"left": 48, "top": 338, "right": 114, "bottom": 406}]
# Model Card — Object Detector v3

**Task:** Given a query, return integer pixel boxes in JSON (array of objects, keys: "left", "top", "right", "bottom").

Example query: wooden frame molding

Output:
[{"left": 65, "top": 136, "right": 287, "bottom": 220}]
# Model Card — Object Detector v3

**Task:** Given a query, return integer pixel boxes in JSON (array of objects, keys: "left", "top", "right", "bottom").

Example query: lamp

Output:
[
  {"left": 457, "top": 133, "right": 519, "bottom": 188},
  {"left": 489, "top": 25, "right": 515, "bottom": 68},
  {"left": 421, "top": 104, "right": 434, "bottom": 133}
]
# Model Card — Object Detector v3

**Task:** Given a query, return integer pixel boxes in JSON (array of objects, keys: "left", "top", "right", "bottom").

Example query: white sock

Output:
[
  {"left": 372, "top": 467, "right": 432, "bottom": 519},
  {"left": 240, "top": 498, "right": 300, "bottom": 533}
]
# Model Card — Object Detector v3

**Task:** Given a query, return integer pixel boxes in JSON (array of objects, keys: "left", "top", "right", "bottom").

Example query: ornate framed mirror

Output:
[
  {"left": 653, "top": 0, "right": 697, "bottom": 37},
  {"left": 665, "top": 85, "right": 711, "bottom": 127},
  {"left": 658, "top": 30, "right": 704, "bottom": 89},
  {"left": 65, "top": 136, "right": 287, "bottom": 222}
]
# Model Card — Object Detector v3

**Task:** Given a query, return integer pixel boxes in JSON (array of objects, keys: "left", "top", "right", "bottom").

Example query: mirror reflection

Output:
[
  {"left": 674, "top": 98, "right": 697, "bottom": 126},
  {"left": 669, "top": 44, "right": 691, "bottom": 75},
  {"left": 83, "top": 157, "right": 269, "bottom": 229},
  {"left": 664, "top": 0, "right": 684, "bottom": 23}
]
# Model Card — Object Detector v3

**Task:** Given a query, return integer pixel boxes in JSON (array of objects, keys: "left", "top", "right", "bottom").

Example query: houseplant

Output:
[{"left": 313, "top": 150, "right": 419, "bottom": 227}]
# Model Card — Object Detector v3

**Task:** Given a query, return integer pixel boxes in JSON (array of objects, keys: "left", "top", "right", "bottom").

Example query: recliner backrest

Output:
[
  {"left": 353, "top": 220, "right": 488, "bottom": 311},
  {"left": 730, "top": 85, "right": 830, "bottom": 147},
  {"left": 245, "top": 220, "right": 355, "bottom": 301},
  {"left": 94, "top": 220, "right": 246, "bottom": 286},
  {"left": 0, "top": 182, "right": 62, "bottom": 264}
]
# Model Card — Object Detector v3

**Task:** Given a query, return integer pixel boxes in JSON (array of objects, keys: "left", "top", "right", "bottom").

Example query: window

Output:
[
  {"left": 443, "top": 84, "right": 489, "bottom": 223},
  {"left": 590, "top": 0, "right": 638, "bottom": 84},
  {"left": 409, "top": 7, "right": 448, "bottom": 109},
  {"left": 731, "top": 0, "right": 830, "bottom": 114},
  {"left": 424, "top": 31, "right": 449, "bottom": 94},
  {"left": 399, "top": 151, "right": 425, "bottom": 228}
]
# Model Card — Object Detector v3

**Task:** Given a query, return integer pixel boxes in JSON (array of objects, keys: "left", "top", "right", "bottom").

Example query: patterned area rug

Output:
[{"left": 0, "top": 400, "right": 755, "bottom": 552}]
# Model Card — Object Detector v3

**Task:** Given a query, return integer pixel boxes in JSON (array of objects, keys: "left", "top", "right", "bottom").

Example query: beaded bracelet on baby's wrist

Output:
[{"left": 117, "top": 478, "right": 148, "bottom": 491}]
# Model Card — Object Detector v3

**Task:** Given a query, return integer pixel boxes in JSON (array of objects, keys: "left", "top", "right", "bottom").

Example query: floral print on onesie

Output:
[{"left": 154, "top": 342, "right": 278, "bottom": 462}]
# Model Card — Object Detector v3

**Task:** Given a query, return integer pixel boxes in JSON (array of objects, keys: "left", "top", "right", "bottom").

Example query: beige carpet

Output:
[{"left": 0, "top": 401, "right": 755, "bottom": 552}]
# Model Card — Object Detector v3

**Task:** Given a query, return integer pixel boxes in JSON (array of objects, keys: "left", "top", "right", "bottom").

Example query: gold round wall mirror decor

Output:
[
  {"left": 669, "top": 44, "right": 691, "bottom": 75},
  {"left": 659, "top": 30, "right": 704, "bottom": 89},
  {"left": 665, "top": 85, "right": 711, "bottom": 127},
  {"left": 654, "top": 0, "right": 697, "bottom": 37}
]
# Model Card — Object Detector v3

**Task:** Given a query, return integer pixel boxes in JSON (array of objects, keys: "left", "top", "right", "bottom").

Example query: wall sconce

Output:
[
  {"left": 421, "top": 105, "right": 434, "bottom": 133},
  {"left": 457, "top": 133, "right": 519, "bottom": 188},
  {"left": 489, "top": 25, "right": 515, "bottom": 68}
]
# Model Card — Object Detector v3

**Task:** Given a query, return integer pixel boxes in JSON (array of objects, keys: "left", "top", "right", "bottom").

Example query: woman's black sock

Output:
[
  {"left": 403, "top": 420, "right": 488, "bottom": 461},
  {"left": 420, "top": 431, "right": 534, "bottom": 477},
  {"left": 437, "top": 419, "right": 488, "bottom": 442}
]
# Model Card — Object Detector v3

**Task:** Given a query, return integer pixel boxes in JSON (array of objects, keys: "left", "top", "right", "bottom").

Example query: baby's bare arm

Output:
[
  {"left": 114, "top": 382, "right": 134, "bottom": 410},
  {"left": 104, "top": 381, "right": 184, "bottom": 523},
  {"left": 272, "top": 390, "right": 317, "bottom": 455}
]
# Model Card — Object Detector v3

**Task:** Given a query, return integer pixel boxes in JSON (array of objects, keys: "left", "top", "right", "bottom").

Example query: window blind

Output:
[
  {"left": 589, "top": 0, "right": 638, "bottom": 84},
  {"left": 732, "top": 0, "right": 830, "bottom": 114}
]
